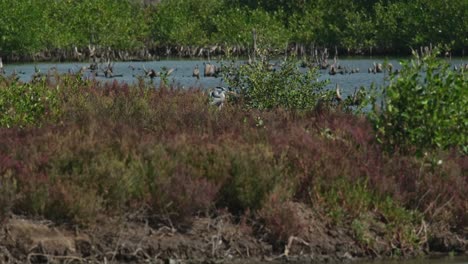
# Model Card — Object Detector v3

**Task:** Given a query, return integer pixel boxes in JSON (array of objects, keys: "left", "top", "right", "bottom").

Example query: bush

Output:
[
  {"left": 259, "top": 190, "right": 306, "bottom": 245},
  {"left": 219, "top": 144, "right": 283, "bottom": 212},
  {"left": 370, "top": 50, "right": 467, "bottom": 154},
  {"left": 0, "top": 80, "right": 60, "bottom": 127},
  {"left": 223, "top": 58, "right": 331, "bottom": 110}
]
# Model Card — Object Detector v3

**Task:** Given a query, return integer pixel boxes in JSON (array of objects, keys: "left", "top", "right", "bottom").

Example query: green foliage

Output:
[
  {"left": 0, "top": 0, "right": 148, "bottom": 54},
  {"left": 321, "top": 177, "right": 422, "bottom": 252},
  {"left": 1, "top": 0, "right": 466, "bottom": 56},
  {"left": 159, "top": 67, "right": 172, "bottom": 86},
  {"left": 403, "top": 0, "right": 467, "bottom": 50},
  {"left": 373, "top": 2, "right": 408, "bottom": 51},
  {"left": 151, "top": 0, "right": 219, "bottom": 46},
  {"left": 247, "top": 9, "right": 290, "bottom": 49},
  {"left": 0, "top": 0, "right": 45, "bottom": 53},
  {"left": 288, "top": 7, "right": 323, "bottom": 44},
  {"left": 220, "top": 144, "right": 282, "bottom": 212},
  {"left": 0, "top": 80, "right": 60, "bottom": 127},
  {"left": 223, "top": 59, "right": 330, "bottom": 110},
  {"left": 322, "top": 178, "right": 374, "bottom": 222},
  {"left": 370, "top": 50, "right": 467, "bottom": 153},
  {"left": 341, "top": 10, "right": 376, "bottom": 52}
]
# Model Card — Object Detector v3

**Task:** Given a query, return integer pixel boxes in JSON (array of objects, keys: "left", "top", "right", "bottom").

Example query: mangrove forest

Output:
[{"left": 0, "top": 0, "right": 467, "bottom": 61}]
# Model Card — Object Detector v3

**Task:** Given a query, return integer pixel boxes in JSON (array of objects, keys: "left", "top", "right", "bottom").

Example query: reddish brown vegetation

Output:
[{"left": 0, "top": 79, "right": 466, "bottom": 259}]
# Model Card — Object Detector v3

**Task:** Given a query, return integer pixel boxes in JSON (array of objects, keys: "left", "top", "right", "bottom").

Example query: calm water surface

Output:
[
  {"left": 243, "top": 256, "right": 468, "bottom": 264},
  {"left": 2, "top": 57, "right": 465, "bottom": 99},
  {"left": 358, "top": 256, "right": 468, "bottom": 264}
]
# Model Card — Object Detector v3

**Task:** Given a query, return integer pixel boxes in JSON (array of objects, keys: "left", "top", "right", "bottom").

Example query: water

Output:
[
  {"left": 243, "top": 256, "right": 468, "bottom": 264},
  {"left": 2, "top": 58, "right": 465, "bottom": 99},
  {"left": 358, "top": 256, "right": 468, "bottom": 264}
]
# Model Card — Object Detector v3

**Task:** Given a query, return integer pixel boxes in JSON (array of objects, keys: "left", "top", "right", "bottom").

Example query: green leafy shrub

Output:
[
  {"left": 223, "top": 59, "right": 331, "bottom": 110},
  {"left": 370, "top": 50, "right": 467, "bottom": 153},
  {"left": 0, "top": 80, "right": 60, "bottom": 127}
]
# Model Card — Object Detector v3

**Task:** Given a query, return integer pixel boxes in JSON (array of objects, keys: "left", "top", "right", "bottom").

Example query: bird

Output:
[
  {"left": 193, "top": 65, "right": 200, "bottom": 79},
  {"left": 210, "top": 86, "right": 230, "bottom": 109}
]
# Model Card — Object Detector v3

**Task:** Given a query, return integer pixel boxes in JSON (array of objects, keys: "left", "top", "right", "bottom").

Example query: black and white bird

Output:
[{"left": 210, "top": 86, "right": 230, "bottom": 109}]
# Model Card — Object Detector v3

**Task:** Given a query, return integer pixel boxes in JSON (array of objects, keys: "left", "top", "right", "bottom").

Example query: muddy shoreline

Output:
[{"left": 1, "top": 203, "right": 466, "bottom": 264}]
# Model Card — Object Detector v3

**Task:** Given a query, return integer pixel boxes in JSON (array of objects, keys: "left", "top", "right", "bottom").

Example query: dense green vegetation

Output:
[
  {"left": 370, "top": 51, "right": 467, "bottom": 154},
  {"left": 222, "top": 59, "right": 332, "bottom": 110},
  {"left": 0, "top": 0, "right": 466, "bottom": 58}
]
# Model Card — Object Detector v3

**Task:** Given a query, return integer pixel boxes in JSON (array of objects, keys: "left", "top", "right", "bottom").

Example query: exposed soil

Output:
[{"left": 1, "top": 203, "right": 466, "bottom": 264}]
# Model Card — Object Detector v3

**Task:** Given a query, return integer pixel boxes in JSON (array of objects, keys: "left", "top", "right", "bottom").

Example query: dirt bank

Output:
[{"left": 1, "top": 202, "right": 466, "bottom": 264}]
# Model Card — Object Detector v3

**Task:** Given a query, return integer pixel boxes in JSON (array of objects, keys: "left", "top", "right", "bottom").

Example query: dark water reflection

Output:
[
  {"left": 2, "top": 57, "right": 465, "bottom": 100},
  {"left": 358, "top": 256, "right": 468, "bottom": 264},
  {"left": 242, "top": 256, "right": 468, "bottom": 264}
]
